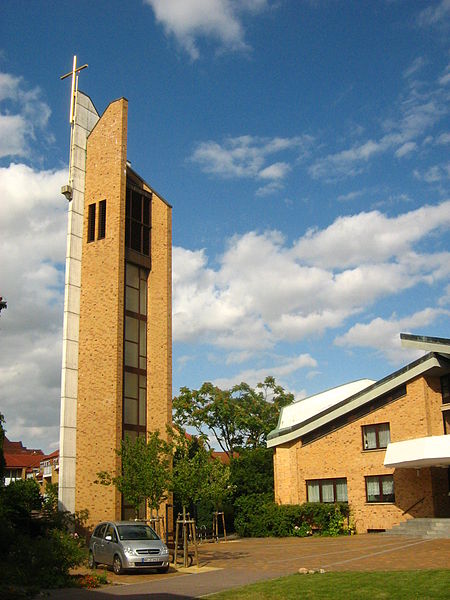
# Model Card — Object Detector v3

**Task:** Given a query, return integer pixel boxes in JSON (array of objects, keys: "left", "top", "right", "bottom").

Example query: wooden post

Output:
[
  {"left": 221, "top": 511, "right": 227, "bottom": 542},
  {"left": 190, "top": 519, "right": 199, "bottom": 567},
  {"left": 182, "top": 506, "right": 188, "bottom": 568},
  {"left": 174, "top": 513, "right": 181, "bottom": 567}
]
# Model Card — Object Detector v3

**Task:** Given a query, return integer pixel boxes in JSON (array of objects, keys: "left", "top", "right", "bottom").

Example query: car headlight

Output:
[
  {"left": 161, "top": 545, "right": 169, "bottom": 555},
  {"left": 124, "top": 546, "right": 137, "bottom": 556}
]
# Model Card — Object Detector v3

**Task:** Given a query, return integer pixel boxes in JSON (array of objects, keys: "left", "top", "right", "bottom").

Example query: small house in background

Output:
[
  {"left": 268, "top": 334, "right": 450, "bottom": 534},
  {"left": 3, "top": 437, "right": 43, "bottom": 485},
  {"left": 3, "top": 437, "right": 59, "bottom": 493},
  {"left": 36, "top": 449, "right": 60, "bottom": 493}
]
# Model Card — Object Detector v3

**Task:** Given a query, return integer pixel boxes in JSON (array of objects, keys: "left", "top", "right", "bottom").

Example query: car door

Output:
[
  {"left": 102, "top": 523, "right": 118, "bottom": 566},
  {"left": 91, "top": 523, "right": 107, "bottom": 565}
]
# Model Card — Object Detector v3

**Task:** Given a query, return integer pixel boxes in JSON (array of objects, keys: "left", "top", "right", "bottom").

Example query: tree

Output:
[
  {"left": 96, "top": 431, "right": 171, "bottom": 519},
  {"left": 171, "top": 427, "right": 211, "bottom": 517},
  {"left": 230, "top": 447, "right": 274, "bottom": 497},
  {"left": 204, "top": 458, "right": 233, "bottom": 512},
  {"left": 173, "top": 376, "right": 293, "bottom": 456}
]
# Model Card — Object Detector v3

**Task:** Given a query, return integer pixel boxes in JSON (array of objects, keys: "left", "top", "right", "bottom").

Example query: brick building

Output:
[
  {"left": 267, "top": 334, "right": 450, "bottom": 533},
  {"left": 3, "top": 437, "right": 43, "bottom": 485},
  {"left": 59, "top": 78, "right": 172, "bottom": 526}
]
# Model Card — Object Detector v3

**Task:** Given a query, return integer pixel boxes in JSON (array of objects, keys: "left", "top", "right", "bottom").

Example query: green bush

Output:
[
  {"left": 234, "top": 495, "right": 350, "bottom": 538},
  {"left": 0, "top": 479, "right": 88, "bottom": 591}
]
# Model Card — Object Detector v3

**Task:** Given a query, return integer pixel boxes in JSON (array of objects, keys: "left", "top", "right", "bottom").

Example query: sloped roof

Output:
[
  {"left": 268, "top": 334, "right": 450, "bottom": 448},
  {"left": 4, "top": 452, "right": 43, "bottom": 469}
]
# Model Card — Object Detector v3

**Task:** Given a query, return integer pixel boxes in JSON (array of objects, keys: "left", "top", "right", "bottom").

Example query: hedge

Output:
[{"left": 234, "top": 493, "right": 351, "bottom": 537}]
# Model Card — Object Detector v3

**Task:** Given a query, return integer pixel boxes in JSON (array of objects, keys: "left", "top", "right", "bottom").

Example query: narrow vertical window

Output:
[
  {"left": 98, "top": 200, "right": 106, "bottom": 239},
  {"left": 87, "top": 203, "right": 96, "bottom": 242}
]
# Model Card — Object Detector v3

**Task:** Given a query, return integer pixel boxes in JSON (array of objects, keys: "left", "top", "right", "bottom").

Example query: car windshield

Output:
[{"left": 117, "top": 524, "right": 159, "bottom": 541}]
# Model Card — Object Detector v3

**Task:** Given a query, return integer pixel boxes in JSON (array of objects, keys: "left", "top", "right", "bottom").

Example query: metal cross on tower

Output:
[{"left": 60, "top": 55, "right": 88, "bottom": 124}]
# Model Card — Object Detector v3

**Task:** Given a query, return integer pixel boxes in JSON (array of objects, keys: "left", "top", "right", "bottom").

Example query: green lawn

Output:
[{"left": 208, "top": 570, "right": 450, "bottom": 600}]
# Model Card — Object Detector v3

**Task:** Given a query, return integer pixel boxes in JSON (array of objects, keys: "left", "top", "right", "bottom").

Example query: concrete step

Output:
[{"left": 385, "top": 518, "right": 450, "bottom": 539}]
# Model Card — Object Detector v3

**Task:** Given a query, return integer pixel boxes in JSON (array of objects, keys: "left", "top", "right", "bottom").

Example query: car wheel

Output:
[
  {"left": 157, "top": 565, "right": 169, "bottom": 574},
  {"left": 88, "top": 550, "right": 97, "bottom": 570},
  {"left": 113, "top": 554, "right": 123, "bottom": 575}
]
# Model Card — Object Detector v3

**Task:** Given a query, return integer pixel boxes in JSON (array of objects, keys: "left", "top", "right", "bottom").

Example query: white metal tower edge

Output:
[{"left": 59, "top": 65, "right": 99, "bottom": 513}]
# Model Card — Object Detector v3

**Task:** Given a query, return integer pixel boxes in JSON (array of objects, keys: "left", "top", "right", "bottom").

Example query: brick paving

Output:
[{"left": 48, "top": 534, "right": 450, "bottom": 599}]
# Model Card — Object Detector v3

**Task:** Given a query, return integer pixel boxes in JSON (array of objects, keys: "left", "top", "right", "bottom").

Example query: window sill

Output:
[
  {"left": 361, "top": 448, "right": 387, "bottom": 453},
  {"left": 365, "top": 502, "right": 395, "bottom": 505}
]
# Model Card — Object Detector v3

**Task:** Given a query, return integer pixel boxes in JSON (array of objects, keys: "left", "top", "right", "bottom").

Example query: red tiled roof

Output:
[
  {"left": 211, "top": 451, "right": 239, "bottom": 464},
  {"left": 4, "top": 452, "right": 43, "bottom": 469},
  {"left": 3, "top": 437, "right": 44, "bottom": 456},
  {"left": 42, "top": 449, "right": 59, "bottom": 460}
]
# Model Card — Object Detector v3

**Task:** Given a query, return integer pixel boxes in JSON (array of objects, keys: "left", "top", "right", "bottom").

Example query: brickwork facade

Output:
[
  {"left": 274, "top": 374, "right": 450, "bottom": 533},
  {"left": 74, "top": 98, "right": 172, "bottom": 527}
]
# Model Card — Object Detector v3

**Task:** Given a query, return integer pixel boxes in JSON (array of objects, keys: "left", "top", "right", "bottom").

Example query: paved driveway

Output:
[{"left": 49, "top": 534, "right": 450, "bottom": 599}]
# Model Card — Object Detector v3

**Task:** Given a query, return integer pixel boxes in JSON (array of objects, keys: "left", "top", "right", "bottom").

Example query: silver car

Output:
[{"left": 88, "top": 521, "right": 170, "bottom": 574}]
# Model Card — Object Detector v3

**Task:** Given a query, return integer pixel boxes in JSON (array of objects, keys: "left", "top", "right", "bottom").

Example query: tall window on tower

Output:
[
  {"left": 123, "top": 263, "right": 148, "bottom": 439},
  {"left": 87, "top": 203, "right": 96, "bottom": 242},
  {"left": 125, "top": 187, "right": 151, "bottom": 256},
  {"left": 98, "top": 200, "right": 106, "bottom": 239}
]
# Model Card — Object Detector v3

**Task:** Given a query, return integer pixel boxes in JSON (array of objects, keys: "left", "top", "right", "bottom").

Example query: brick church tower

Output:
[{"left": 59, "top": 60, "right": 172, "bottom": 525}]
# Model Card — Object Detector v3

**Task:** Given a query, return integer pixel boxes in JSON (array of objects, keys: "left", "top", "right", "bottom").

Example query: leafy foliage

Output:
[
  {"left": 173, "top": 376, "right": 293, "bottom": 456},
  {"left": 204, "top": 456, "right": 234, "bottom": 511},
  {"left": 171, "top": 426, "right": 211, "bottom": 511},
  {"left": 230, "top": 447, "right": 274, "bottom": 497},
  {"left": 234, "top": 495, "right": 350, "bottom": 538},
  {"left": 0, "top": 477, "right": 87, "bottom": 593},
  {"left": 96, "top": 431, "right": 172, "bottom": 517}
]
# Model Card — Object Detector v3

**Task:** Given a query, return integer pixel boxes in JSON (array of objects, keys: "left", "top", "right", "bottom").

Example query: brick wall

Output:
[{"left": 76, "top": 99, "right": 128, "bottom": 524}]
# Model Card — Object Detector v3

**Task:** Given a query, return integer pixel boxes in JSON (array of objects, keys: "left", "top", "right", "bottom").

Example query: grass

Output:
[{"left": 208, "top": 570, "right": 450, "bottom": 600}]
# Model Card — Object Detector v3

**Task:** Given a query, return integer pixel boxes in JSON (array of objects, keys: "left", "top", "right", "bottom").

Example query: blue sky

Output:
[{"left": 0, "top": 0, "right": 449, "bottom": 453}]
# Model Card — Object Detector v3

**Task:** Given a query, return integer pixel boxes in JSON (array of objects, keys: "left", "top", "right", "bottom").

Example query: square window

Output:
[
  {"left": 366, "top": 475, "right": 395, "bottom": 503},
  {"left": 362, "top": 423, "right": 390, "bottom": 450}
]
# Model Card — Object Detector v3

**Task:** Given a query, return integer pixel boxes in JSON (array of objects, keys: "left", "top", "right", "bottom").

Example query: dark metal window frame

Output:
[
  {"left": 362, "top": 422, "right": 390, "bottom": 450},
  {"left": 365, "top": 475, "right": 395, "bottom": 503},
  {"left": 87, "top": 203, "right": 96, "bottom": 242},
  {"left": 306, "top": 477, "right": 348, "bottom": 503},
  {"left": 98, "top": 199, "right": 106, "bottom": 240},
  {"left": 125, "top": 185, "right": 152, "bottom": 257},
  {"left": 123, "top": 264, "right": 148, "bottom": 437}
]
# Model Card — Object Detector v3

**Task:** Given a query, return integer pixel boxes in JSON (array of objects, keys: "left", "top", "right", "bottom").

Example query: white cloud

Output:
[
  {"left": 144, "top": 0, "right": 268, "bottom": 59},
  {"left": 173, "top": 201, "right": 450, "bottom": 356},
  {"left": 414, "top": 163, "right": 450, "bottom": 183},
  {"left": 258, "top": 161, "right": 291, "bottom": 180},
  {"left": 436, "top": 132, "right": 450, "bottom": 144},
  {"left": 213, "top": 354, "right": 317, "bottom": 389},
  {"left": 0, "top": 163, "right": 67, "bottom": 451},
  {"left": 309, "top": 74, "right": 449, "bottom": 180},
  {"left": 191, "top": 134, "right": 311, "bottom": 189},
  {"left": 0, "top": 72, "right": 51, "bottom": 159},
  {"left": 402, "top": 56, "right": 427, "bottom": 79},
  {"left": 395, "top": 141, "right": 417, "bottom": 158},
  {"left": 335, "top": 308, "right": 450, "bottom": 364},
  {"left": 417, "top": 0, "right": 450, "bottom": 27},
  {"left": 292, "top": 201, "right": 450, "bottom": 269},
  {"left": 439, "top": 65, "right": 450, "bottom": 86}
]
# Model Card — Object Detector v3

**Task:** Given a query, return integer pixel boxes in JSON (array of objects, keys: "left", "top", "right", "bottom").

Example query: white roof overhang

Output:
[{"left": 384, "top": 435, "right": 450, "bottom": 468}]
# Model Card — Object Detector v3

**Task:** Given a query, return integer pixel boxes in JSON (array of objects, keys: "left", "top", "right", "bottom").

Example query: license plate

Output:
[{"left": 141, "top": 557, "right": 159, "bottom": 563}]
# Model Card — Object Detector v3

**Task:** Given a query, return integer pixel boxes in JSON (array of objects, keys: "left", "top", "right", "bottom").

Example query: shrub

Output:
[{"left": 234, "top": 496, "right": 350, "bottom": 538}]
